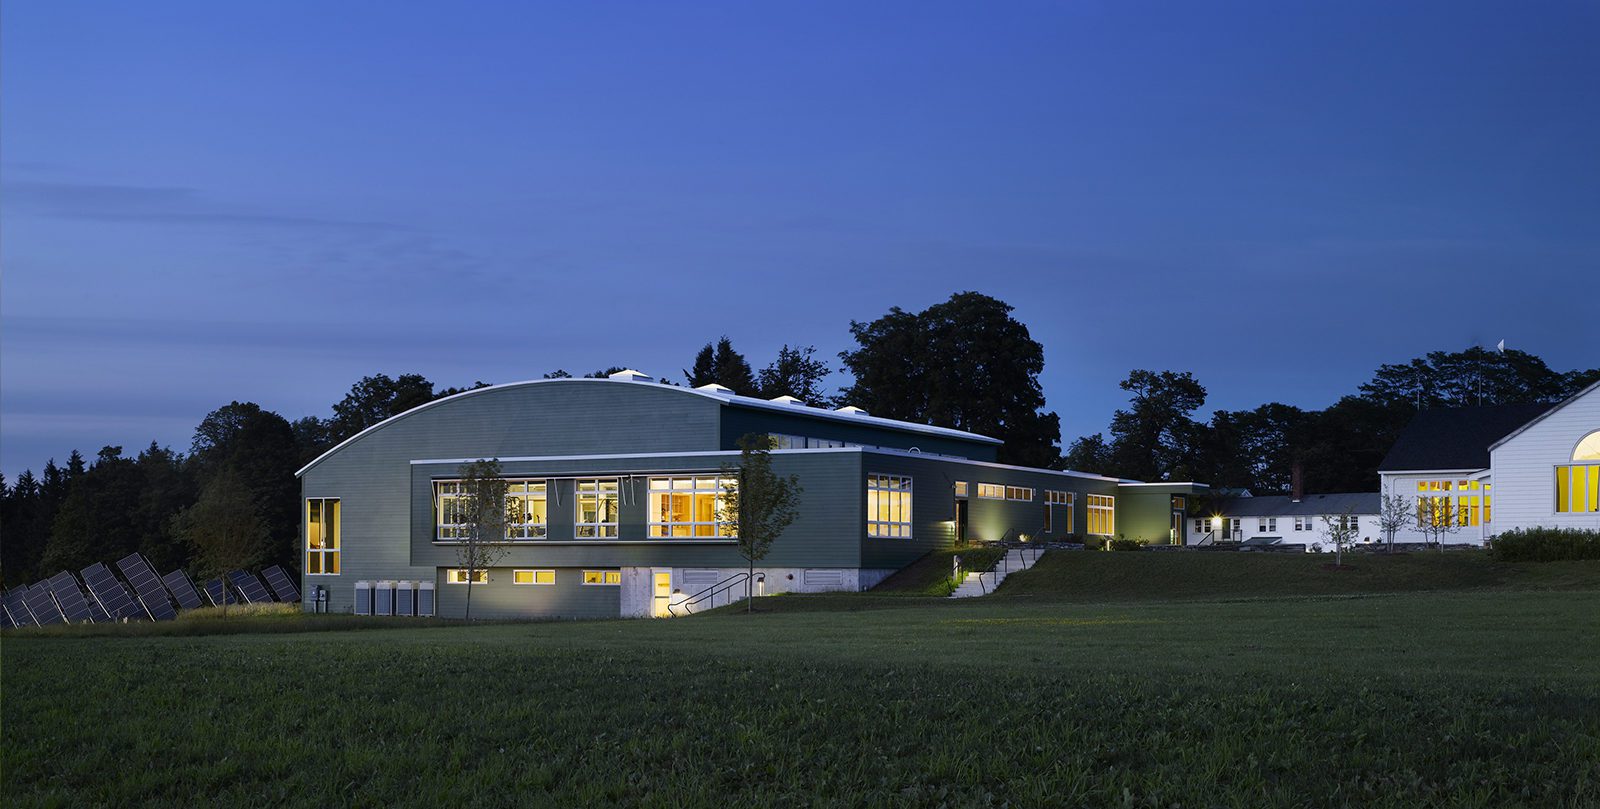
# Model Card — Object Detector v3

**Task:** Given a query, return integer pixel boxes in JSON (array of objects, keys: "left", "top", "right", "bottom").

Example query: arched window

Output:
[{"left": 1575, "top": 431, "right": 1600, "bottom": 462}]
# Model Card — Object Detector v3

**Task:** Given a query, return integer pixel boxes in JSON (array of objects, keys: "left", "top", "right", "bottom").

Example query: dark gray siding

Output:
[
  {"left": 719, "top": 407, "right": 998, "bottom": 462},
  {"left": 299, "top": 380, "right": 724, "bottom": 613},
  {"left": 411, "top": 450, "right": 863, "bottom": 570},
  {"left": 433, "top": 568, "right": 620, "bottom": 620},
  {"left": 857, "top": 451, "right": 1122, "bottom": 569}
]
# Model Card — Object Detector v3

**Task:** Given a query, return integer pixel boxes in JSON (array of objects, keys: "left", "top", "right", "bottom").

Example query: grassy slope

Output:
[
  {"left": 869, "top": 546, "right": 1007, "bottom": 595},
  {"left": 5, "top": 588, "right": 1599, "bottom": 807},
  {"left": 995, "top": 549, "right": 1600, "bottom": 601}
]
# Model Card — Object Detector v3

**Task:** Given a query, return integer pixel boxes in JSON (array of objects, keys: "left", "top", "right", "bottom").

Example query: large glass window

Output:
[
  {"left": 582, "top": 569, "right": 621, "bottom": 585},
  {"left": 867, "top": 474, "right": 912, "bottom": 538},
  {"left": 1045, "top": 490, "right": 1073, "bottom": 533},
  {"left": 435, "top": 479, "right": 547, "bottom": 541},
  {"left": 976, "top": 483, "right": 1005, "bottom": 499},
  {"left": 506, "top": 481, "right": 548, "bottom": 539},
  {"left": 1556, "top": 465, "right": 1600, "bottom": 513},
  {"left": 649, "top": 475, "right": 737, "bottom": 538},
  {"left": 1414, "top": 479, "right": 1491, "bottom": 526},
  {"left": 1086, "top": 494, "right": 1115, "bottom": 536},
  {"left": 306, "top": 498, "right": 340, "bottom": 575},
  {"left": 575, "top": 478, "right": 620, "bottom": 538},
  {"left": 1574, "top": 432, "right": 1600, "bottom": 461}
]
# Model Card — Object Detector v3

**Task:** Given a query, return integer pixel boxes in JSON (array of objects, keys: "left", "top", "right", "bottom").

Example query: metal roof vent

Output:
[
  {"left": 695, "top": 383, "right": 735, "bottom": 394},
  {"left": 835, "top": 405, "right": 869, "bottom": 416},
  {"left": 608, "top": 369, "right": 654, "bottom": 382},
  {"left": 768, "top": 395, "right": 804, "bottom": 405}
]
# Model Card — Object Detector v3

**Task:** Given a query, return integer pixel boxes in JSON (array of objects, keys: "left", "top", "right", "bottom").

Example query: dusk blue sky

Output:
[{"left": 4, "top": 1, "right": 1598, "bottom": 478}]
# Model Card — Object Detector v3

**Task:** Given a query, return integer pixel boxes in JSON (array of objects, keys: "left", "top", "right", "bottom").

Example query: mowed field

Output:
[{"left": 4, "top": 553, "right": 1599, "bottom": 808}]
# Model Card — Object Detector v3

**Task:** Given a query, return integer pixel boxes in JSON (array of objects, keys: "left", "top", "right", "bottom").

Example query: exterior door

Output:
[
  {"left": 651, "top": 570, "right": 672, "bottom": 617},
  {"left": 955, "top": 500, "right": 968, "bottom": 545}
]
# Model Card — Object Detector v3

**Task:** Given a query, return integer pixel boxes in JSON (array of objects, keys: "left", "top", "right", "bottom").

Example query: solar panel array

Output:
[
  {"left": 117, "top": 553, "right": 177, "bottom": 621},
  {"left": 161, "top": 569, "right": 205, "bottom": 610},
  {"left": 46, "top": 571, "right": 96, "bottom": 624},
  {"left": 22, "top": 583, "right": 65, "bottom": 625},
  {"left": 83, "top": 563, "right": 144, "bottom": 621},
  {"left": 227, "top": 570, "right": 273, "bottom": 604},
  {"left": 4, "top": 562, "right": 303, "bottom": 630},
  {"left": 261, "top": 566, "right": 301, "bottom": 603},
  {"left": 202, "top": 578, "right": 238, "bottom": 607}
]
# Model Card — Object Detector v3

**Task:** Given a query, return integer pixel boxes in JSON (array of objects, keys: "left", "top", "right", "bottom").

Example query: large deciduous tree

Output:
[
  {"left": 837, "top": 292, "right": 1061, "bottom": 468},
  {"left": 173, "top": 463, "right": 274, "bottom": 604},
  {"left": 756, "top": 345, "right": 832, "bottom": 405},
  {"left": 328, "top": 373, "right": 436, "bottom": 443},
  {"left": 1105, "top": 370, "right": 1207, "bottom": 482},
  {"left": 191, "top": 401, "right": 302, "bottom": 571}
]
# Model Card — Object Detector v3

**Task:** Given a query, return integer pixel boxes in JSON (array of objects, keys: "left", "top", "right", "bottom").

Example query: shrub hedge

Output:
[
  {"left": 1110, "top": 538, "right": 1144, "bottom": 552},
  {"left": 1488, "top": 526, "right": 1600, "bottom": 562}
]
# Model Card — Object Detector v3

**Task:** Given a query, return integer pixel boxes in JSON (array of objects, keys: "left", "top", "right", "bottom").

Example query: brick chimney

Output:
[{"left": 1291, "top": 461, "right": 1304, "bottom": 503}]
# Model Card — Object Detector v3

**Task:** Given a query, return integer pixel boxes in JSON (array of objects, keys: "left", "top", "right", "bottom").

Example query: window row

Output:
[
  {"left": 1555, "top": 464, "right": 1600, "bottom": 513},
  {"left": 867, "top": 474, "right": 913, "bottom": 538},
  {"left": 768, "top": 433, "right": 860, "bottom": 450},
  {"left": 445, "top": 568, "right": 621, "bottom": 585},
  {"left": 975, "top": 483, "right": 1034, "bottom": 501},
  {"left": 433, "top": 476, "right": 738, "bottom": 541}
]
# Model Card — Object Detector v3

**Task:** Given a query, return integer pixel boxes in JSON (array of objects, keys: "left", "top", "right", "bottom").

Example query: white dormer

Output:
[
  {"left": 607, "top": 369, "right": 653, "bottom": 383},
  {"left": 835, "top": 405, "right": 869, "bottom": 416},
  {"left": 695, "top": 383, "right": 735, "bottom": 394},
  {"left": 769, "top": 395, "right": 804, "bottom": 405}
]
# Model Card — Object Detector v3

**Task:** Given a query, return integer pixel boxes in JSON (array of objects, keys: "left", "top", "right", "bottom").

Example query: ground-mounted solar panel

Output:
[
  {"left": 117, "top": 553, "right": 177, "bottom": 621},
  {"left": 227, "top": 570, "right": 273, "bottom": 604},
  {"left": 82, "top": 562, "right": 145, "bottom": 621},
  {"left": 46, "top": 571, "right": 96, "bottom": 623},
  {"left": 6, "top": 588, "right": 37, "bottom": 627},
  {"left": 161, "top": 569, "right": 205, "bottom": 610},
  {"left": 202, "top": 578, "right": 238, "bottom": 607},
  {"left": 261, "top": 565, "right": 301, "bottom": 603},
  {"left": 23, "top": 581, "right": 65, "bottom": 625},
  {"left": 1, "top": 605, "right": 12, "bottom": 629},
  {"left": 87, "top": 597, "right": 111, "bottom": 623}
]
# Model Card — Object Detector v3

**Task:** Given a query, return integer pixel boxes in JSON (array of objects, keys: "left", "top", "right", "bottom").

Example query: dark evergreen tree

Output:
[
  {"left": 133, "top": 442, "right": 194, "bottom": 572},
  {"left": 191, "top": 402, "right": 303, "bottom": 571},
  {"left": 684, "top": 337, "right": 757, "bottom": 394},
  {"left": 42, "top": 446, "right": 144, "bottom": 574},
  {"left": 838, "top": 292, "right": 1061, "bottom": 468}
]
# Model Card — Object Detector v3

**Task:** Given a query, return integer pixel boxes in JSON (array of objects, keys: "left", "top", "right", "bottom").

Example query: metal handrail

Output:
[{"left": 667, "top": 572, "right": 751, "bottom": 617}]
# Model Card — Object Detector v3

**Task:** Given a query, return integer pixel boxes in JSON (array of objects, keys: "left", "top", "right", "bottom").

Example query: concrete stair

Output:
[{"left": 949, "top": 547, "right": 1044, "bottom": 598}]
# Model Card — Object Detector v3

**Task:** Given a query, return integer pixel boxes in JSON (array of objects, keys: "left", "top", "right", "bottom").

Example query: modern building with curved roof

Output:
[{"left": 296, "top": 370, "right": 1204, "bottom": 619}]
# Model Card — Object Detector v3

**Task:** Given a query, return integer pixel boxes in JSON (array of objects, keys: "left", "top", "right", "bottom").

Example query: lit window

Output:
[
  {"left": 306, "top": 498, "right": 340, "bottom": 575},
  {"left": 446, "top": 569, "right": 489, "bottom": 584},
  {"left": 1005, "top": 486, "right": 1034, "bottom": 501},
  {"left": 513, "top": 569, "right": 555, "bottom": 585},
  {"left": 867, "top": 474, "right": 913, "bottom": 538},
  {"left": 582, "top": 569, "right": 621, "bottom": 585},
  {"left": 954, "top": 481, "right": 969, "bottom": 498},
  {"left": 1556, "top": 465, "right": 1600, "bottom": 513},
  {"left": 505, "top": 481, "right": 549, "bottom": 539},
  {"left": 1575, "top": 432, "right": 1600, "bottom": 462},
  {"left": 1086, "top": 494, "right": 1115, "bottom": 536},
  {"left": 575, "top": 479, "right": 620, "bottom": 538},
  {"left": 976, "top": 483, "right": 1005, "bottom": 499},
  {"left": 1172, "top": 496, "right": 1186, "bottom": 510},
  {"left": 649, "top": 475, "right": 737, "bottom": 538}
]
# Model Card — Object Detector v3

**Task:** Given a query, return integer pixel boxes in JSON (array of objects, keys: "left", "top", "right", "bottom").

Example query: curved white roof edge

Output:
[{"left": 295, "top": 377, "right": 1002, "bottom": 478}]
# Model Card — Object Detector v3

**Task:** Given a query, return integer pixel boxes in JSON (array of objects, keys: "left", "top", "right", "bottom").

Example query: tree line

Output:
[{"left": 4, "top": 290, "right": 1594, "bottom": 586}]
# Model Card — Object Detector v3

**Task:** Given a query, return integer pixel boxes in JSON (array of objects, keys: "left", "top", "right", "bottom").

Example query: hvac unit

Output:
[
  {"left": 395, "top": 581, "right": 415, "bottom": 617},
  {"left": 374, "top": 581, "right": 394, "bottom": 616},
  {"left": 354, "top": 581, "right": 372, "bottom": 616},
  {"left": 416, "top": 581, "right": 435, "bottom": 617}
]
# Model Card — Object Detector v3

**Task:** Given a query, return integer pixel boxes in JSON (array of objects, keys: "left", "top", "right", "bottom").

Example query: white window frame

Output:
[
  {"left": 446, "top": 569, "right": 489, "bottom": 584},
  {"left": 953, "top": 481, "right": 968, "bottom": 498},
  {"left": 1086, "top": 494, "right": 1115, "bottom": 536},
  {"left": 512, "top": 569, "right": 556, "bottom": 586},
  {"left": 574, "top": 478, "right": 621, "bottom": 538},
  {"left": 305, "top": 497, "right": 340, "bottom": 576},
  {"left": 976, "top": 483, "right": 1004, "bottom": 499},
  {"left": 505, "top": 480, "right": 549, "bottom": 539},
  {"left": 648, "top": 474, "right": 738, "bottom": 538},
  {"left": 867, "top": 473, "right": 913, "bottom": 539},
  {"left": 1005, "top": 486, "right": 1035, "bottom": 502},
  {"left": 581, "top": 569, "right": 621, "bottom": 586}
]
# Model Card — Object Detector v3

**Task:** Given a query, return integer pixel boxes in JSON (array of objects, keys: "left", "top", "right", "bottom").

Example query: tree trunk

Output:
[{"left": 747, "top": 558, "right": 754, "bottom": 614}]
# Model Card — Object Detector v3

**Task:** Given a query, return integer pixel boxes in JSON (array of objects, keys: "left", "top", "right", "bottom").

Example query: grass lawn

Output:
[{"left": 4, "top": 555, "right": 1599, "bottom": 807}]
